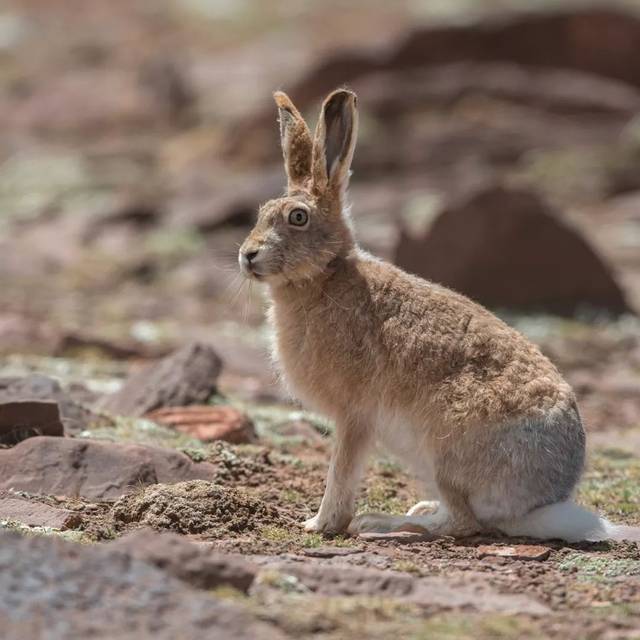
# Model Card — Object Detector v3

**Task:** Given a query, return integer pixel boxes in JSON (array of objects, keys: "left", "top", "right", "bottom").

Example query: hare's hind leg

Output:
[{"left": 350, "top": 482, "right": 481, "bottom": 538}]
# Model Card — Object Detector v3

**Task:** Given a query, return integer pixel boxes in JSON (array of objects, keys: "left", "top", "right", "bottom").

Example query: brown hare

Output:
[{"left": 239, "top": 88, "right": 637, "bottom": 542}]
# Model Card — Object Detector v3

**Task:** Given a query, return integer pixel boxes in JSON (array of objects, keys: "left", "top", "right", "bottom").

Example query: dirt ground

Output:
[{"left": 1, "top": 1, "right": 640, "bottom": 639}]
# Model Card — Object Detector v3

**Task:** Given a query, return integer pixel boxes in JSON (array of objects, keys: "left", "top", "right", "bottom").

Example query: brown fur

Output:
[{"left": 239, "top": 89, "right": 591, "bottom": 540}]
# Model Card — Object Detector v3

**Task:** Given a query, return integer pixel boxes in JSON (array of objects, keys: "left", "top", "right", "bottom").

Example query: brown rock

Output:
[
  {"left": 110, "top": 529, "right": 257, "bottom": 592},
  {"left": 146, "top": 405, "right": 257, "bottom": 444},
  {"left": 0, "top": 436, "right": 216, "bottom": 500},
  {"left": 0, "top": 496, "right": 81, "bottom": 530},
  {"left": 478, "top": 544, "right": 551, "bottom": 561},
  {"left": 0, "top": 531, "right": 284, "bottom": 640},
  {"left": 0, "top": 401, "right": 64, "bottom": 445},
  {"left": 99, "top": 342, "right": 222, "bottom": 417},
  {"left": 291, "top": 8, "right": 640, "bottom": 105},
  {"left": 394, "top": 185, "right": 630, "bottom": 315}
]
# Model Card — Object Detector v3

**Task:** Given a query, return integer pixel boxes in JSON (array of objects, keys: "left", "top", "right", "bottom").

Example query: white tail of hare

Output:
[{"left": 239, "top": 88, "right": 638, "bottom": 542}]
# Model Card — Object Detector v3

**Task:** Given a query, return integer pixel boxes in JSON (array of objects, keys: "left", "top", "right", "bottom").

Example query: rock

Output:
[
  {"left": 478, "top": 544, "right": 552, "bottom": 561},
  {"left": 98, "top": 342, "right": 222, "bottom": 417},
  {"left": 0, "top": 496, "right": 81, "bottom": 529},
  {"left": 0, "top": 401, "right": 64, "bottom": 445},
  {"left": 290, "top": 8, "right": 640, "bottom": 105},
  {"left": 303, "top": 546, "right": 364, "bottom": 558},
  {"left": 0, "top": 437, "right": 216, "bottom": 500},
  {"left": 0, "top": 531, "right": 284, "bottom": 640},
  {"left": 111, "top": 480, "right": 281, "bottom": 537},
  {"left": 262, "top": 561, "right": 549, "bottom": 615},
  {"left": 146, "top": 405, "right": 257, "bottom": 444},
  {"left": 0, "top": 374, "right": 98, "bottom": 436},
  {"left": 110, "top": 529, "right": 257, "bottom": 592},
  {"left": 394, "top": 185, "right": 631, "bottom": 315}
]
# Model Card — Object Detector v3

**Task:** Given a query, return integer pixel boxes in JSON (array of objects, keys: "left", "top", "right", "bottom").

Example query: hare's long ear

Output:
[
  {"left": 274, "top": 91, "right": 313, "bottom": 189},
  {"left": 311, "top": 89, "right": 358, "bottom": 194}
]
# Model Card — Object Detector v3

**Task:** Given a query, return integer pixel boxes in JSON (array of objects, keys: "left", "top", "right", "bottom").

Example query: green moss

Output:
[
  {"left": 411, "top": 614, "right": 543, "bottom": 640},
  {"left": 558, "top": 553, "right": 640, "bottom": 582},
  {"left": 0, "top": 520, "right": 90, "bottom": 543},
  {"left": 578, "top": 450, "right": 640, "bottom": 524},
  {"left": 359, "top": 477, "right": 410, "bottom": 514}
]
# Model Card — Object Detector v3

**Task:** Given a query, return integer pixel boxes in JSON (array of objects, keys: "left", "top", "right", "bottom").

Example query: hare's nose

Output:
[{"left": 239, "top": 248, "right": 260, "bottom": 273}]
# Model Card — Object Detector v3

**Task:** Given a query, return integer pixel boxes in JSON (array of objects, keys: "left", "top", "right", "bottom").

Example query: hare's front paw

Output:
[{"left": 302, "top": 511, "right": 351, "bottom": 535}]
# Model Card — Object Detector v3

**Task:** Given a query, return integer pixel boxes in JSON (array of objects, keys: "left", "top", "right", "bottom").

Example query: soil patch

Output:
[{"left": 111, "top": 480, "right": 282, "bottom": 536}]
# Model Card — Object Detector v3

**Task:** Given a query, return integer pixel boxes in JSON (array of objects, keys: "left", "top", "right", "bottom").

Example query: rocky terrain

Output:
[{"left": 1, "top": 2, "right": 640, "bottom": 639}]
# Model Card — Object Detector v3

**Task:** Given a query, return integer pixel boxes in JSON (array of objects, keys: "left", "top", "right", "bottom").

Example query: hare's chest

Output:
[{"left": 268, "top": 305, "right": 355, "bottom": 415}]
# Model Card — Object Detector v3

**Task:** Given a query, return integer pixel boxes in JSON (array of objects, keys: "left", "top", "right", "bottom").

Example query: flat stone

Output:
[
  {"left": 0, "top": 401, "right": 64, "bottom": 445},
  {"left": 478, "top": 544, "right": 551, "bottom": 561},
  {"left": 262, "top": 561, "right": 549, "bottom": 615},
  {"left": 0, "top": 496, "right": 81, "bottom": 529},
  {"left": 0, "top": 436, "right": 217, "bottom": 500},
  {"left": 303, "top": 546, "right": 364, "bottom": 558}
]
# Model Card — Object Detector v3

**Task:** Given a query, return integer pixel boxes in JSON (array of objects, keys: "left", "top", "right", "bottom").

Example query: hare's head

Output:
[{"left": 239, "top": 89, "right": 358, "bottom": 285}]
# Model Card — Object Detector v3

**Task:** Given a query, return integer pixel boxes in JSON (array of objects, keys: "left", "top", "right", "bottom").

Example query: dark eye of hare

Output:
[{"left": 288, "top": 208, "right": 308, "bottom": 227}]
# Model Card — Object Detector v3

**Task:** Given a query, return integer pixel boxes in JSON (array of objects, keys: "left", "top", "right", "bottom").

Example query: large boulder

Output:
[
  {"left": 0, "top": 437, "right": 216, "bottom": 500},
  {"left": 0, "top": 531, "right": 283, "bottom": 640},
  {"left": 394, "top": 185, "right": 631, "bottom": 315},
  {"left": 98, "top": 342, "right": 222, "bottom": 417}
]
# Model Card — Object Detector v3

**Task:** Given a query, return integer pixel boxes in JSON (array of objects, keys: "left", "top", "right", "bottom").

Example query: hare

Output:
[{"left": 239, "top": 88, "right": 636, "bottom": 542}]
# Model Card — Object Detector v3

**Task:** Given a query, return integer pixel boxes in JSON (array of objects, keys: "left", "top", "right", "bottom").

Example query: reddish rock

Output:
[
  {"left": 0, "top": 496, "right": 81, "bottom": 530},
  {"left": 0, "top": 436, "right": 216, "bottom": 500},
  {"left": 98, "top": 342, "right": 222, "bottom": 417},
  {"left": 110, "top": 529, "right": 257, "bottom": 592},
  {"left": 146, "top": 405, "right": 257, "bottom": 444},
  {"left": 0, "top": 401, "right": 64, "bottom": 445},
  {"left": 478, "top": 544, "right": 551, "bottom": 561},
  {"left": 394, "top": 185, "right": 631, "bottom": 315}
]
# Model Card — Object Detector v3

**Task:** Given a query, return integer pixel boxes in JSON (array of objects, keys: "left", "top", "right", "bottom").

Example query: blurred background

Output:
[{"left": 1, "top": 0, "right": 640, "bottom": 440}]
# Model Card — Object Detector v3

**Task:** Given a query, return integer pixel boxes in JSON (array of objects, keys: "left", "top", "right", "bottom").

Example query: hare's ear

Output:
[
  {"left": 312, "top": 89, "right": 358, "bottom": 194},
  {"left": 274, "top": 91, "right": 313, "bottom": 189}
]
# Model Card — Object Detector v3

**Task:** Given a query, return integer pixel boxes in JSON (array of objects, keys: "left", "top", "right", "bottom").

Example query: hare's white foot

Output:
[
  {"left": 406, "top": 500, "right": 439, "bottom": 516},
  {"left": 349, "top": 505, "right": 480, "bottom": 538},
  {"left": 303, "top": 510, "right": 352, "bottom": 535},
  {"left": 348, "top": 512, "right": 414, "bottom": 535}
]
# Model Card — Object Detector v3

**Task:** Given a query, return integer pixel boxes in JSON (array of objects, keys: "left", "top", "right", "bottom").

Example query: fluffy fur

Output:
[{"left": 239, "top": 88, "right": 638, "bottom": 542}]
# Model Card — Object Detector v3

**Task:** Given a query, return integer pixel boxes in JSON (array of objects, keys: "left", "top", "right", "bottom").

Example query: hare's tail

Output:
[{"left": 498, "top": 501, "right": 640, "bottom": 543}]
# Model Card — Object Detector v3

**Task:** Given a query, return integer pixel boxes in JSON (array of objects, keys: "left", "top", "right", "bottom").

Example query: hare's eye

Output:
[{"left": 288, "top": 208, "right": 309, "bottom": 227}]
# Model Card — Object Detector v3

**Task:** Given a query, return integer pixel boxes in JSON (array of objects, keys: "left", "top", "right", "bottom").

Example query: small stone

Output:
[
  {"left": 478, "top": 544, "right": 551, "bottom": 561},
  {"left": 146, "top": 405, "right": 256, "bottom": 444}
]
